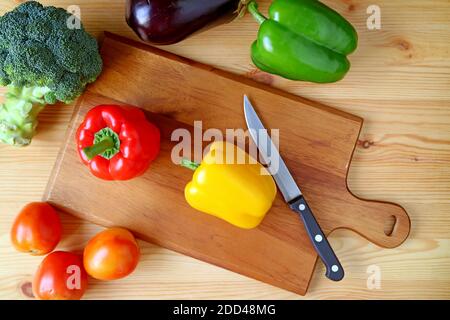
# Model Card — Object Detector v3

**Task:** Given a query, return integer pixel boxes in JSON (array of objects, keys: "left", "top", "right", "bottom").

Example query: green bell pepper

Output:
[{"left": 248, "top": 0, "right": 358, "bottom": 83}]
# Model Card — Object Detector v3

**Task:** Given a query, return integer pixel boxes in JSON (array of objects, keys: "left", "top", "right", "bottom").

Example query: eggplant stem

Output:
[{"left": 234, "top": 0, "right": 252, "bottom": 19}]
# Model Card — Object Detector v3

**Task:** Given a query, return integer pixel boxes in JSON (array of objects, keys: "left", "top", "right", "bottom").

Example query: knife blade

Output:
[{"left": 243, "top": 95, "right": 344, "bottom": 281}]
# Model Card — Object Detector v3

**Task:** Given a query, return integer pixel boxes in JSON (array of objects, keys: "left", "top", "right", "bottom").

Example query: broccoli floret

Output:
[{"left": 0, "top": 1, "right": 103, "bottom": 146}]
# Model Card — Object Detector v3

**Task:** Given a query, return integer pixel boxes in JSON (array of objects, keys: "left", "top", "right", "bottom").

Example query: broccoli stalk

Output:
[
  {"left": 0, "top": 85, "right": 50, "bottom": 145},
  {"left": 0, "top": 1, "right": 103, "bottom": 146}
]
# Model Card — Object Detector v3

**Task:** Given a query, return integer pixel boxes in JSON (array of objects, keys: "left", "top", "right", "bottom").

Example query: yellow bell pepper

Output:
[{"left": 182, "top": 141, "right": 277, "bottom": 229}]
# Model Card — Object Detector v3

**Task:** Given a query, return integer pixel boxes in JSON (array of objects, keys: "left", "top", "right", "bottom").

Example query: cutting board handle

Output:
[{"left": 335, "top": 192, "right": 411, "bottom": 248}]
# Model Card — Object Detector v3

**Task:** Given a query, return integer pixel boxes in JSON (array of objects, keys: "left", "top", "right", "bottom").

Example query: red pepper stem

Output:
[
  {"left": 181, "top": 158, "right": 200, "bottom": 171},
  {"left": 247, "top": 1, "right": 266, "bottom": 25},
  {"left": 83, "top": 136, "right": 115, "bottom": 160}
]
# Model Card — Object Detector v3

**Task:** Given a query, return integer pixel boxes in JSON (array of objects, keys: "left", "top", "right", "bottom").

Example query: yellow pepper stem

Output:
[{"left": 180, "top": 158, "right": 200, "bottom": 171}]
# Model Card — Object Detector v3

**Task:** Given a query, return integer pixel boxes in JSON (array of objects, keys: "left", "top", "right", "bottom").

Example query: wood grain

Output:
[
  {"left": 43, "top": 31, "right": 409, "bottom": 294},
  {"left": 88, "top": 33, "right": 410, "bottom": 249},
  {"left": 0, "top": 0, "right": 449, "bottom": 299}
]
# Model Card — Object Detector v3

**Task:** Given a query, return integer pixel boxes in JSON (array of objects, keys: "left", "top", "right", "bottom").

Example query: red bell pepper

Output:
[{"left": 76, "top": 104, "right": 160, "bottom": 180}]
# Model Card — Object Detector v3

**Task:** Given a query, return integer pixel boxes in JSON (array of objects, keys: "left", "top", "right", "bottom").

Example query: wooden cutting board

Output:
[{"left": 44, "top": 33, "right": 410, "bottom": 295}]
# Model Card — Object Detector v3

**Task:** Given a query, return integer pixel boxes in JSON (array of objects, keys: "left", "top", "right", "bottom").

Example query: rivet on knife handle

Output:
[{"left": 289, "top": 196, "right": 344, "bottom": 281}]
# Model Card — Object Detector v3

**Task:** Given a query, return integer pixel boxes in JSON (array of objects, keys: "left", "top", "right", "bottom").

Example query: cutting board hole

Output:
[{"left": 384, "top": 215, "right": 397, "bottom": 236}]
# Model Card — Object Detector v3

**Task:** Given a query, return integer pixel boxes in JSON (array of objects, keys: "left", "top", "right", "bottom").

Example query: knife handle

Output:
[{"left": 289, "top": 196, "right": 344, "bottom": 281}]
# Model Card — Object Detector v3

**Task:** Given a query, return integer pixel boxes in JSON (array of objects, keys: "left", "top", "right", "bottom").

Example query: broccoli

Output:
[{"left": 0, "top": 1, "right": 103, "bottom": 146}]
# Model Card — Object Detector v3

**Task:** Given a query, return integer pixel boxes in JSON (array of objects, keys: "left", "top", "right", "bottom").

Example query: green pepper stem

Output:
[
  {"left": 247, "top": 1, "right": 267, "bottom": 25},
  {"left": 83, "top": 136, "right": 115, "bottom": 160},
  {"left": 180, "top": 158, "right": 200, "bottom": 171}
]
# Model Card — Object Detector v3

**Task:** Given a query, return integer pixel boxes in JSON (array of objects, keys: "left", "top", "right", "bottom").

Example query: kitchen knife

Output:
[{"left": 243, "top": 95, "right": 344, "bottom": 281}]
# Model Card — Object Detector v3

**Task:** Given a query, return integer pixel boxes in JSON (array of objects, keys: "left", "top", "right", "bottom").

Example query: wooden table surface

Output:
[{"left": 0, "top": 0, "right": 449, "bottom": 300}]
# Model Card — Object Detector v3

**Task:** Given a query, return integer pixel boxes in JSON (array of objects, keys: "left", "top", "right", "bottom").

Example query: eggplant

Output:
[{"left": 126, "top": 0, "right": 246, "bottom": 45}]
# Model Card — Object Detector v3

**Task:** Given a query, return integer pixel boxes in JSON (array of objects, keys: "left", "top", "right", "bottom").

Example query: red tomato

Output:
[
  {"left": 33, "top": 251, "right": 88, "bottom": 300},
  {"left": 83, "top": 227, "right": 140, "bottom": 280},
  {"left": 11, "top": 202, "right": 62, "bottom": 255}
]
